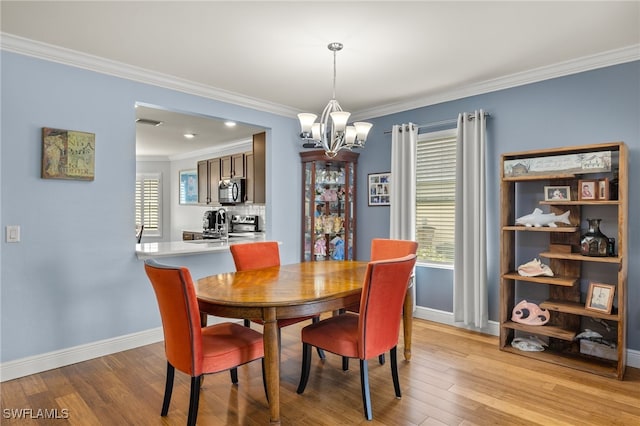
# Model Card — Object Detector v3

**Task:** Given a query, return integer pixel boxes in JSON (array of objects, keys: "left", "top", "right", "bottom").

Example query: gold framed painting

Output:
[{"left": 42, "top": 127, "right": 95, "bottom": 181}]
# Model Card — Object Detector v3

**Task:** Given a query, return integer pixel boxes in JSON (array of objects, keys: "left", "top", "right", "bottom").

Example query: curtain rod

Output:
[{"left": 383, "top": 113, "right": 490, "bottom": 134}]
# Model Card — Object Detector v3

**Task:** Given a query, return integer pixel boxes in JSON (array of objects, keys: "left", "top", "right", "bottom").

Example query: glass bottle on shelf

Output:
[{"left": 580, "top": 218, "right": 609, "bottom": 257}]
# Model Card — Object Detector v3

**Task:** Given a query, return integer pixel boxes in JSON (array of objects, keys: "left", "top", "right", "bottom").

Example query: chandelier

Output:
[{"left": 297, "top": 42, "right": 372, "bottom": 158}]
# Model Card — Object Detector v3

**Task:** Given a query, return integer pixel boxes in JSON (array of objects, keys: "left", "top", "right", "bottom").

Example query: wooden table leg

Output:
[
  {"left": 402, "top": 283, "right": 414, "bottom": 361},
  {"left": 263, "top": 307, "right": 280, "bottom": 425}
]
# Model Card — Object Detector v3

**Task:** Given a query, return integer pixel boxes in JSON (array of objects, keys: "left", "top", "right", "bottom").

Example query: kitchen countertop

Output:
[{"left": 136, "top": 233, "right": 266, "bottom": 259}]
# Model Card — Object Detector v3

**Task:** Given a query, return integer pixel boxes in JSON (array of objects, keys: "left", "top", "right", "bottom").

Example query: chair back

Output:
[
  {"left": 358, "top": 254, "right": 417, "bottom": 359},
  {"left": 370, "top": 238, "right": 418, "bottom": 261},
  {"left": 136, "top": 224, "right": 144, "bottom": 243},
  {"left": 144, "top": 259, "right": 203, "bottom": 376},
  {"left": 230, "top": 241, "right": 280, "bottom": 271}
]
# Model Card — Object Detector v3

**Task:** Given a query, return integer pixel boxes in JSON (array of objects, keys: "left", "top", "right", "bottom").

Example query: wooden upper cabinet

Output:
[
  {"left": 252, "top": 132, "right": 266, "bottom": 204},
  {"left": 221, "top": 153, "right": 245, "bottom": 179},
  {"left": 197, "top": 158, "right": 220, "bottom": 204}
]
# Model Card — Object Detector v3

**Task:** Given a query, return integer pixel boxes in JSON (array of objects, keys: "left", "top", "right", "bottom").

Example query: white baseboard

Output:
[
  {"left": 413, "top": 306, "right": 640, "bottom": 370},
  {"left": 2, "top": 311, "right": 638, "bottom": 382},
  {"left": 1, "top": 327, "right": 164, "bottom": 382}
]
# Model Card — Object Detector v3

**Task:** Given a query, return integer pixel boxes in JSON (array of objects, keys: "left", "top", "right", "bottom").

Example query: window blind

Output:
[
  {"left": 416, "top": 131, "right": 457, "bottom": 264},
  {"left": 135, "top": 174, "right": 161, "bottom": 236}
]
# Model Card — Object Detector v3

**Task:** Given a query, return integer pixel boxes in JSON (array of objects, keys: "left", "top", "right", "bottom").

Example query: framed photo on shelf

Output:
[
  {"left": 368, "top": 172, "right": 390, "bottom": 206},
  {"left": 544, "top": 185, "right": 571, "bottom": 201},
  {"left": 578, "top": 179, "right": 597, "bottom": 200},
  {"left": 585, "top": 282, "right": 615, "bottom": 314},
  {"left": 598, "top": 178, "right": 610, "bottom": 200}
]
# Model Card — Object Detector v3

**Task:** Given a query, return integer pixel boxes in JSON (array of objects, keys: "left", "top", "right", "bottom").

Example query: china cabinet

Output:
[
  {"left": 500, "top": 142, "right": 628, "bottom": 379},
  {"left": 300, "top": 150, "right": 358, "bottom": 262}
]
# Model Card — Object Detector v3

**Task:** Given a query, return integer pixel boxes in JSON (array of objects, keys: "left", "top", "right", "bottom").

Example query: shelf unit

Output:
[
  {"left": 300, "top": 150, "right": 358, "bottom": 262},
  {"left": 499, "top": 142, "right": 628, "bottom": 379}
]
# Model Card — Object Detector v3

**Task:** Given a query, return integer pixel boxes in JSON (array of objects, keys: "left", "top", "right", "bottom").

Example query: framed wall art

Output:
[
  {"left": 368, "top": 172, "right": 390, "bottom": 206},
  {"left": 585, "top": 282, "right": 615, "bottom": 314},
  {"left": 42, "top": 127, "right": 95, "bottom": 180},
  {"left": 179, "top": 169, "right": 198, "bottom": 204}
]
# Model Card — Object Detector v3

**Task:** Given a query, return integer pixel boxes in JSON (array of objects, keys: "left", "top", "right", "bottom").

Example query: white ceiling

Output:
[{"left": 2, "top": 1, "right": 639, "bottom": 157}]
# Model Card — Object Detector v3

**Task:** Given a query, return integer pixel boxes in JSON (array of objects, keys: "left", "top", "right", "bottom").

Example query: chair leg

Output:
[
  {"left": 312, "top": 316, "right": 326, "bottom": 359},
  {"left": 359, "top": 359, "right": 372, "bottom": 421},
  {"left": 342, "top": 356, "right": 349, "bottom": 371},
  {"left": 379, "top": 353, "right": 386, "bottom": 365},
  {"left": 261, "top": 358, "right": 269, "bottom": 402},
  {"left": 230, "top": 367, "right": 238, "bottom": 384},
  {"left": 187, "top": 375, "right": 202, "bottom": 426},
  {"left": 390, "top": 346, "right": 401, "bottom": 398},
  {"left": 296, "top": 343, "right": 312, "bottom": 394},
  {"left": 243, "top": 319, "right": 250, "bottom": 327},
  {"left": 161, "top": 362, "right": 175, "bottom": 416}
]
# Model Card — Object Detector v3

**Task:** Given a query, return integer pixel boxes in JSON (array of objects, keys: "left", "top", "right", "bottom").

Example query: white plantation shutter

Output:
[
  {"left": 135, "top": 173, "right": 162, "bottom": 237},
  {"left": 416, "top": 130, "right": 456, "bottom": 265}
]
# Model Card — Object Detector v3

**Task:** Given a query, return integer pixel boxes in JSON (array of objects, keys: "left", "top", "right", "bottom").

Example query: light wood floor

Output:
[{"left": 2, "top": 319, "right": 639, "bottom": 425}]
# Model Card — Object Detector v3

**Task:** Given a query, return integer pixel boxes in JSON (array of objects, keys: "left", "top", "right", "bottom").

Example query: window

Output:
[
  {"left": 416, "top": 129, "right": 457, "bottom": 265},
  {"left": 135, "top": 173, "right": 162, "bottom": 237}
]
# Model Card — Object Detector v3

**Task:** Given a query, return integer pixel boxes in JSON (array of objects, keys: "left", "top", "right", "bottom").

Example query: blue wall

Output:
[
  {"left": 1, "top": 50, "right": 638, "bottom": 366},
  {"left": 0, "top": 51, "right": 304, "bottom": 362},
  {"left": 355, "top": 61, "right": 640, "bottom": 350}
]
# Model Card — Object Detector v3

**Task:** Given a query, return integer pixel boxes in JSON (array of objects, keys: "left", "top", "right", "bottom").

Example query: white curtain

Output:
[
  {"left": 453, "top": 110, "right": 488, "bottom": 329},
  {"left": 390, "top": 123, "right": 417, "bottom": 240},
  {"left": 390, "top": 123, "right": 418, "bottom": 310}
]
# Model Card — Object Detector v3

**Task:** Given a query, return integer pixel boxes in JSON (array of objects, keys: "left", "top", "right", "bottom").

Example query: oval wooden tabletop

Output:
[{"left": 196, "top": 260, "right": 368, "bottom": 307}]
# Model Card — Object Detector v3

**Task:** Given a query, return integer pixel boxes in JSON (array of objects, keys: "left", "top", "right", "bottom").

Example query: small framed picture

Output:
[
  {"left": 368, "top": 172, "right": 390, "bottom": 206},
  {"left": 578, "top": 179, "right": 597, "bottom": 200},
  {"left": 598, "top": 178, "right": 610, "bottom": 200},
  {"left": 585, "top": 282, "right": 615, "bottom": 314},
  {"left": 179, "top": 169, "right": 198, "bottom": 205},
  {"left": 544, "top": 185, "right": 571, "bottom": 201}
]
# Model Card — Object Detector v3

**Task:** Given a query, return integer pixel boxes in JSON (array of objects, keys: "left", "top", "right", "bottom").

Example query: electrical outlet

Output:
[{"left": 6, "top": 225, "right": 20, "bottom": 243}]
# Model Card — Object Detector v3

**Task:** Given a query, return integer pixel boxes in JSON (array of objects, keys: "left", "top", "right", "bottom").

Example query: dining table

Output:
[{"left": 196, "top": 260, "right": 414, "bottom": 425}]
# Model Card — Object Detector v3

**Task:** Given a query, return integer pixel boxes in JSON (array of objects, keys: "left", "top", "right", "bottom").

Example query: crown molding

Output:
[
  {"left": 136, "top": 138, "right": 252, "bottom": 162},
  {"left": 0, "top": 33, "right": 298, "bottom": 118},
  {"left": 353, "top": 44, "right": 640, "bottom": 121},
  {"left": 3, "top": 33, "right": 638, "bottom": 122}
]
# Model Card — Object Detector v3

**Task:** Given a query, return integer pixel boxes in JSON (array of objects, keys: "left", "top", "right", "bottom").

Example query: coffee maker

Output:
[{"left": 202, "top": 208, "right": 227, "bottom": 239}]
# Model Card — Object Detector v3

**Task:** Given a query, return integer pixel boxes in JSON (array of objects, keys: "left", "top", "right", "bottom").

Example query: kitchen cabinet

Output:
[
  {"left": 301, "top": 150, "right": 358, "bottom": 262},
  {"left": 197, "top": 158, "right": 220, "bottom": 205},
  {"left": 499, "top": 142, "right": 628, "bottom": 379},
  {"left": 221, "top": 153, "right": 245, "bottom": 179},
  {"left": 245, "top": 132, "right": 266, "bottom": 204}
]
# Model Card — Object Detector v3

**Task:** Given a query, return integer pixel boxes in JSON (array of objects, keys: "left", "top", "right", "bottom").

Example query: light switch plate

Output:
[{"left": 6, "top": 225, "right": 20, "bottom": 243}]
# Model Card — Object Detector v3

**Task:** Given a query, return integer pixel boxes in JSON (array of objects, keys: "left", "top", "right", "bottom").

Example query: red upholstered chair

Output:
[
  {"left": 296, "top": 254, "right": 418, "bottom": 421},
  {"left": 230, "top": 241, "right": 325, "bottom": 358},
  {"left": 144, "top": 259, "right": 265, "bottom": 426},
  {"left": 343, "top": 238, "right": 418, "bottom": 369}
]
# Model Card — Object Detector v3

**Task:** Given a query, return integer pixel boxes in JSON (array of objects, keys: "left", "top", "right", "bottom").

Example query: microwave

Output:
[{"left": 219, "top": 178, "right": 246, "bottom": 204}]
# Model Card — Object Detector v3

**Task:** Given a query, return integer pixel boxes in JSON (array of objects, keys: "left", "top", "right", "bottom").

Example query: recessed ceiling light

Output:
[
  {"left": 224, "top": 121, "right": 237, "bottom": 127},
  {"left": 184, "top": 133, "right": 196, "bottom": 139}
]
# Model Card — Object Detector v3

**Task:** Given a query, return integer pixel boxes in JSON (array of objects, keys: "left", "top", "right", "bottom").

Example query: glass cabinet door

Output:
[{"left": 301, "top": 150, "right": 358, "bottom": 262}]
